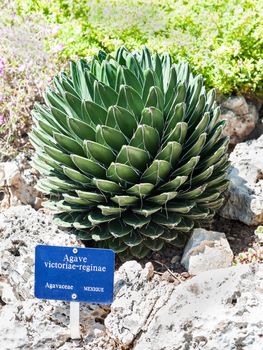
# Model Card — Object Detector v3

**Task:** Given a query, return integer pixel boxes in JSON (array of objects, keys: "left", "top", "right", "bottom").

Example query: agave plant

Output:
[{"left": 30, "top": 47, "right": 229, "bottom": 259}]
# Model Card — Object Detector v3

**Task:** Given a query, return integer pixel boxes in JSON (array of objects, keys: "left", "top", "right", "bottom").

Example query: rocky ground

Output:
[
  {"left": 0, "top": 95, "right": 263, "bottom": 350},
  {"left": 0, "top": 206, "right": 262, "bottom": 350}
]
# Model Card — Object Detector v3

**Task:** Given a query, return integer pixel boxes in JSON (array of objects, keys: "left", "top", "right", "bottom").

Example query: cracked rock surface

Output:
[
  {"left": 0, "top": 206, "right": 112, "bottom": 350},
  {"left": 219, "top": 135, "right": 263, "bottom": 225},
  {"left": 0, "top": 206, "right": 262, "bottom": 350},
  {"left": 107, "top": 263, "right": 263, "bottom": 350}
]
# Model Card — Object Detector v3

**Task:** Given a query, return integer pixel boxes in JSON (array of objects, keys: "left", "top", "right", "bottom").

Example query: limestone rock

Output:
[
  {"left": 0, "top": 154, "right": 42, "bottom": 210},
  {"left": 133, "top": 263, "right": 263, "bottom": 350},
  {"left": 181, "top": 228, "right": 233, "bottom": 274},
  {"left": 105, "top": 261, "right": 173, "bottom": 347},
  {"left": 220, "top": 95, "right": 258, "bottom": 145},
  {"left": 219, "top": 135, "right": 263, "bottom": 225},
  {"left": 0, "top": 206, "right": 111, "bottom": 349}
]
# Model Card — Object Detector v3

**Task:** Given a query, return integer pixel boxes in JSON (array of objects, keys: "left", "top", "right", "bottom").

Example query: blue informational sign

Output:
[{"left": 35, "top": 245, "right": 115, "bottom": 303}]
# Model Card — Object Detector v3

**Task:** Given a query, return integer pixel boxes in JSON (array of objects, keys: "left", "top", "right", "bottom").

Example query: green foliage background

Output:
[{"left": 15, "top": 0, "right": 263, "bottom": 95}]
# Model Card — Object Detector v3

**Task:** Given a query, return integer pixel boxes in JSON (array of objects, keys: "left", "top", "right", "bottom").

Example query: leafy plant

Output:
[
  {"left": 15, "top": 0, "right": 263, "bottom": 95},
  {"left": 31, "top": 47, "right": 230, "bottom": 259}
]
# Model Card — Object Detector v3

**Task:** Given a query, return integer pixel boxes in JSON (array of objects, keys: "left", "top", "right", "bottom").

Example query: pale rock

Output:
[
  {"left": 133, "top": 264, "right": 263, "bottom": 350},
  {"left": 181, "top": 228, "right": 233, "bottom": 274},
  {"left": 105, "top": 261, "right": 173, "bottom": 347},
  {"left": 0, "top": 155, "right": 41, "bottom": 209},
  {"left": 219, "top": 135, "right": 263, "bottom": 225},
  {"left": 220, "top": 95, "right": 258, "bottom": 145},
  {"left": 0, "top": 206, "right": 110, "bottom": 349}
]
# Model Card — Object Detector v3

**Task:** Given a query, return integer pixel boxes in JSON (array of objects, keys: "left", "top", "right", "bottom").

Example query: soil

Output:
[{"left": 114, "top": 215, "right": 258, "bottom": 282}]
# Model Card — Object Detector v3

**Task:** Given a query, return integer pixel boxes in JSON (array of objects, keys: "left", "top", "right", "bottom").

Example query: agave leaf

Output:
[
  {"left": 141, "top": 160, "right": 170, "bottom": 185},
  {"left": 130, "top": 245, "right": 150, "bottom": 258},
  {"left": 142, "top": 69, "right": 156, "bottom": 102},
  {"left": 116, "top": 145, "right": 150, "bottom": 171},
  {"left": 63, "top": 193, "right": 93, "bottom": 205},
  {"left": 53, "top": 212, "right": 76, "bottom": 228},
  {"left": 121, "top": 66, "right": 142, "bottom": 94},
  {"left": 76, "top": 190, "right": 105, "bottom": 203},
  {"left": 111, "top": 195, "right": 139, "bottom": 206},
  {"left": 157, "top": 175, "right": 187, "bottom": 192},
  {"left": 92, "top": 178, "right": 122, "bottom": 194},
  {"left": 82, "top": 100, "right": 107, "bottom": 126},
  {"left": 73, "top": 214, "right": 93, "bottom": 229},
  {"left": 117, "top": 84, "right": 144, "bottom": 118},
  {"left": 171, "top": 156, "right": 200, "bottom": 177},
  {"left": 107, "top": 105, "right": 137, "bottom": 138},
  {"left": 67, "top": 118, "right": 96, "bottom": 141},
  {"left": 74, "top": 230, "right": 92, "bottom": 240},
  {"left": 108, "top": 219, "right": 133, "bottom": 238},
  {"left": 53, "top": 132, "right": 85, "bottom": 156},
  {"left": 169, "top": 234, "right": 188, "bottom": 248},
  {"left": 56, "top": 200, "right": 90, "bottom": 212},
  {"left": 130, "top": 124, "right": 160, "bottom": 156},
  {"left": 38, "top": 119, "right": 59, "bottom": 137},
  {"left": 204, "top": 172, "right": 227, "bottom": 188},
  {"left": 206, "top": 180, "right": 229, "bottom": 193},
  {"left": 172, "top": 217, "right": 194, "bottom": 232},
  {"left": 108, "top": 239, "right": 128, "bottom": 253},
  {"left": 84, "top": 140, "right": 115, "bottom": 166},
  {"left": 91, "top": 225, "right": 112, "bottom": 241},
  {"left": 199, "top": 197, "right": 224, "bottom": 210},
  {"left": 144, "top": 239, "right": 164, "bottom": 251},
  {"left": 185, "top": 112, "right": 209, "bottom": 146},
  {"left": 152, "top": 212, "right": 181, "bottom": 229},
  {"left": 37, "top": 153, "right": 63, "bottom": 172},
  {"left": 96, "top": 125, "right": 127, "bottom": 152},
  {"left": 140, "top": 107, "right": 164, "bottom": 134},
  {"left": 98, "top": 204, "right": 126, "bottom": 216},
  {"left": 47, "top": 176, "right": 79, "bottom": 190},
  {"left": 63, "top": 166, "right": 91, "bottom": 184},
  {"left": 186, "top": 75, "right": 203, "bottom": 112},
  {"left": 164, "top": 102, "right": 186, "bottom": 136},
  {"left": 187, "top": 93, "right": 206, "bottom": 127},
  {"left": 122, "top": 232, "right": 144, "bottom": 247},
  {"left": 156, "top": 141, "right": 182, "bottom": 166},
  {"left": 167, "top": 200, "right": 195, "bottom": 213},
  {"left": 177, "top": 184, "right": 207, "bottom": 199},
  {"left": 180, "top": 132, "right": 207, "bottom": 162},
  {"left": 51, "top": 106, "right": 70, "bottom": 131},
  {"left": 65, "top": 92, "right": 82, "bottom": 117},
  {"left": 140, "top": 223, "right": 164, "bottom": 238},
  {"left": 147, "top": 191, "right": 178, "bottom": 205},
  {"left": 202, "top": 122, "right": 225, "bottom": 154},
  {"left": 182, "top": 207, "right": 210, "bottom": 219},
  {"left": 145, "top": 86, "right": 164, "bottom": 111},
  {"left": 160, "top": 230, "right": 178, "bottom": 242},
  {"left": 88, "top": 210, "right": 118, "bottom": 225},
  {"left": 184, "top": 165, "right": 214, "bottom": 186},
  {"left": 94, "top": 80, "right": 118, "bottom": 109},
  {"left": 164, "top": 66, "right": 177, "bottom": 105},
  {"left": 107, "top": 162, "right": 140, "bottom": 185},
  {"left": 127, "top": 183, "right": 154, "bottom": 198},
  {"left": 198, "top": 139, "right": 229, "bottom": 169},
  {"left": 123, "top": 213, "right": 150, "bottom": 228},
  {"left": 71, "top": 155, "right": 106, "bottom": 178},
  {"left": 164, "top": 122, "right": 188, "bottom": 145},
  {"left": 161, "top": 52, "right": 173, "bottom": 92},
  {"left": 44, "top": 87, "right": 68, "bottom": 114},
  {"left": 166, "top": 82, "right": 187, "bottom": 116},
  {"left": 30, "top": 129, "right": 58, "bottom": 149},
  {"left": 132, "top": 205, "right": 161, "bottom": 217}
]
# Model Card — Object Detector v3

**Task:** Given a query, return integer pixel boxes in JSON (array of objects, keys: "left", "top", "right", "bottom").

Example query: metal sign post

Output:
[{"left": 34, "top": 245, "right": 115, "bottom": 339}]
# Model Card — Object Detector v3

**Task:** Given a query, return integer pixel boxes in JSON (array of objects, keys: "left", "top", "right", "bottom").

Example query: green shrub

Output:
[
  {"left": 15, "top": 0, "right": 263, "bottom": 95},
  {"left": 31, "top": 47, "right": 229, "bottom": 258}
]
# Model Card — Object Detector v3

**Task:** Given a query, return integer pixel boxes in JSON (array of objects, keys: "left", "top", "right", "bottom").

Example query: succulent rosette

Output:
[{"left": 30, "top": 47, "right": 229, "bottom": 258}]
